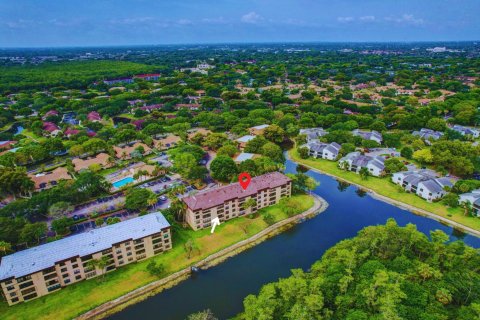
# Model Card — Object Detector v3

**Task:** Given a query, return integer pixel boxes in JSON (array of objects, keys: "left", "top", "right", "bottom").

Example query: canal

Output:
[{"left": 110, "top": 158, "right": 480, "bottom": 320}]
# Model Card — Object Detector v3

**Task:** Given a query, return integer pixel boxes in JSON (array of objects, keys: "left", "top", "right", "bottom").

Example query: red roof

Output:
[
  {"left": 43, "top": 122, "right": 60, "bottom": 132},
  {"left": 87, "top": 111, "right": 101, "bottom": 121},
  {"left": 183, "top": 172, "right": 291, "bottom": 211},
  {"left": 64, "top": 128, "right": 80, "bottom": 136},
  {"left": 0, "top": 141, "right": 16, "bottom": 149},
  {"left": 132, "top": 119, "right": 145, "bottom": 130}
]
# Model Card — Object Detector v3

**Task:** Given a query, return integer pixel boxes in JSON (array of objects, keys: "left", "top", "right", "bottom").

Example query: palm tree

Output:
[
  {"left": 462, "top": 201, "right": 473, "bottom": 216},
  {"left": 147, "top": 194, "right": 158, "bottom": 209},
  {"left": 107, "top": 156, "right": 116, "bottom": 168},
  {"left": 86, "top": 256, "right": 110, "bottom": 281},
  {"left": 241, "top": 198, "right": 257, "bottom": 215},
  {"left": 359, "top": 167, "right": 370, "bottom": 180}
]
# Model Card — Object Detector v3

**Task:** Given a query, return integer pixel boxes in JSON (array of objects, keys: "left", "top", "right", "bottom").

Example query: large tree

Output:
[{"left": 210, "top": 155, "right": 238, "bottom": 182}]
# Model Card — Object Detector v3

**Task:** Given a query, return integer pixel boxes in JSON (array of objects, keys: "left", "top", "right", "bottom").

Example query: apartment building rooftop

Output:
[
  {"left": 0, "top": 212, "right": 170, "bottom": 281},
  {"left": 183, "top": 172, "right": 291, "bottom": 211}
]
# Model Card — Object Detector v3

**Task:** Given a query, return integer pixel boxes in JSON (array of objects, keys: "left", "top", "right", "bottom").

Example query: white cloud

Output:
[
  {"left": 359, "top": 16, "right": 376, "bottom": 22},
  {"left": 337, "top": 16, "right": 354, "bottom": 23},
  {"left": 202, "top": 17, "right": 228, "bottom": 25},
  {"left": 385, "top": 14, "right": 424, "bottom": 26},
  {"left": 177, "top": 19, "right": 193, "bottom": 26},
  {"left": 241, "top": 12, "right": 263, "bottom": 24}
]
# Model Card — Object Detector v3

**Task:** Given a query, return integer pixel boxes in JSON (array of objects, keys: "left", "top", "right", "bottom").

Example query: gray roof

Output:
[
  {"left": 0, "top": 212, "right": 170, "bottom": 280},
  {"left": 420, "top": 180, "right": 444, "bottom": 193},
  {"left": 236, "top": 135, "right": 256, "bottom": 143}
]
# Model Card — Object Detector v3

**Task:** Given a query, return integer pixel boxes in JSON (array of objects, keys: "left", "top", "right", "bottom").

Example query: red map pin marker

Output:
[{"left": 238, "top": 172, "right": 251, "bottom": 190}]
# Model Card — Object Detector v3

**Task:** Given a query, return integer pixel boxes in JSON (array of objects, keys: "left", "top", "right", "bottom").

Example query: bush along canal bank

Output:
[{"left": 75, "top": 194, "right": 327, "bottom": 320}]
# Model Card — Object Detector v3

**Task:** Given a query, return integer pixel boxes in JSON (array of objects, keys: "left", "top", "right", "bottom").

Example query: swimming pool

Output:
[{"left": 112, "top": 176, "right": 135, "bottom": 188}]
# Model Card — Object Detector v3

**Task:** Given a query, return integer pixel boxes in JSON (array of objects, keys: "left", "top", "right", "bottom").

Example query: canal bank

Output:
[
  {"left": 76, "top": 194, "right": 327, "bottom": 320},
  {"left": 288, "top": 150, "right": 480, "bottom": 238}
]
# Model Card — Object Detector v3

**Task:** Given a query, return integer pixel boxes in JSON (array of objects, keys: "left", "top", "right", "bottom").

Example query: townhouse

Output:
[
  {"left": 299, "top": 128, "right": 328, "bottom": 142},
  {"left": 113, "top": 142, "right": 152, "bottom": 160},
  {"left": 304, "top": 141, "right": 341, "bottom": 160},
  {"left": 459, "top": 189, "right": 480, "bottom": 216},
  {"left": 392, "top": 169, "right": 453, "bottom": 201},
  {"left": 0, "top": 212, "right": 171, "bottom": 306},
  {"left": 352, "top": 129, "right": 383, "bottom": 144},
  {"left": 182, "top": 172, "right": 292, "bottom": 230},
  {"left": 338, "top": 152, "right": 385, "bottom": 177}
]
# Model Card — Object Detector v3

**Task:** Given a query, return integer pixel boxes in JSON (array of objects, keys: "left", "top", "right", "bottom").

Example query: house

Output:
[
  {"left": 183, "top": 172, "right": 291, "bottom": 230},
  {"left": 299, "top": 128, "right": 328, "bottom": 142},
  {"left": 0, "top": 141, "right": 16, "bottom": 150},
  {"left": 64, "top": 128, "right": 80, "bottom": 138},
  {"left": 451, "top": 125, "right": 480, "bottom": 138},
  {"left": 234, "top": 152, "right": 259, "bottom": 163},
  {"left": 249, "top": 124, "right": 270, "bottom": 136},
  {"left": 187, "top": 128, "right": 212, "bottom": 140},
  {"left": 153, "top": 134, "right": 181, "bottom": 150},
  {"left": 62, "top": 112, "right": 79, "bottom": 125},
  {"left": 412, "top": 128, "right": 444, "bottom": 141},
  {"left": 352, "top": 129, "right": 383, "bottom": 144},
  {"left": 304, "top": 142, "right": 341, "bottom": 160},
  {"left": 113, "top": 143, "right": 152, "bottom": 160},
  {"left": 28, "top": 167, "right": 72, "bottom": 190},
  {"left": 236, "top": 135, "right": 256, "bottom": 149},
  {"left": 392, "top": 170, "right": 452, "bottom": 201},
  {"left": 42, "top": 110, "right": 59, "bottom": 120},
  {"left": 339, "top": 152, "right": 385, "bottom": 177},
  {"left": 72, "top": 153, "right": 113, "bottom": 172},
  {"left": 87, "top": 111, "right": 102, "bottom": 122},
  {"left": 42, "top": 122, "right": 61, "bottom": 136},
  {"left": 139, "top": 104, "right": 164, "bottom": 112},
  {"left": 0, "top": 212, "right": 171, "bottom": 306}
]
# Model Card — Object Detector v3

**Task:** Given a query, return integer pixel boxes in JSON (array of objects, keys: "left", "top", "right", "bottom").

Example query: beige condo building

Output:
[
  {"left": 183, "top": 172, "right": 292, "bottom": 230},
  {"left": 0, "top": 212, "right": 171, "bottom": 306}
]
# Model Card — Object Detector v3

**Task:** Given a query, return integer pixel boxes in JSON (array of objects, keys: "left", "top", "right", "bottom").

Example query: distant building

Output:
[
  {"left": 153, "top": 134, "right": 181, "bottom": 150},
  {"left": 249, "top": 124, "right": 270, "bottom": 136},
  {"left": 0, "top": 212, "right": 171, "bottom": 306},
  {"left": 352, "top": 129, "right": 383, "bottom": 144},
  {"left": 339, "top": 152, "right": 385, "bottom": 177},
  {"left": 42, "top": 110, "right": 59, "bottom": 120},
  {"left": 87, "top": 111, "right": 102, "bottom": 122},
  {"left": 451, "top": 125, "right": 480, "bottom": 138},
  {"left": 134, "top": 73, "right": 161, "bottom": 81},
  {"left": 234, "top": 152, "right": 259, "bottom": 163},
  {"left": 304, "top": 142, "right": 341, "bottom": 160},
  {"left": 412, "top": 128, "right": 444, "bottom": 141},
  {"left": 0, "top": 141, "right": 16, "bottom": 150},
  {"left": 183, "top": 172, "right": 291, "bottom": 230},
  {"left": 236, "top": 135, "right": 256, "bottom": 149},
  {"left": 103, "top": 78, "right": 134, "bottom": 85}
]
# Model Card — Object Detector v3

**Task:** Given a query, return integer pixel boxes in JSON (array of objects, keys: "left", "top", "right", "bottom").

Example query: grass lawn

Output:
[
  {"left": 0, "top": 194, "right": 314, "bottom": 320},
  {"left": 290, "top": 148, "right": 480, "bottom": 232}
]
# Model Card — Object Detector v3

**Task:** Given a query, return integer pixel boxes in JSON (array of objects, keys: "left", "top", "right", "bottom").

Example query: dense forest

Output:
[{"left": 239, "top": 220, "right": 480, "bottom": 320}]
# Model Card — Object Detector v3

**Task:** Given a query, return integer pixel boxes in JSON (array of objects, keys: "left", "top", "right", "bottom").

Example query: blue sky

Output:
[{"left": 1, "top": 0, "right": 479, "bottom": 47}]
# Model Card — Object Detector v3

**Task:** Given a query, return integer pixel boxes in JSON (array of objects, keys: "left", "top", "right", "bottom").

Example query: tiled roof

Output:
[
  {"left": 183, "top": 172, "right": 291, "bottom": 211},
  {"left": 0, "top": 212, "right": 170, "bottom": 280}
]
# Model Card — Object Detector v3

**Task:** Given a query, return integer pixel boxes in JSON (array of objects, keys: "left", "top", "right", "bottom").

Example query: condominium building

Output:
[
  {"left": 183, "top": 172, "right": 292, "bottom": 230},
  {"left": 0, "top": 212, "right": 171, "bottom": 306}
]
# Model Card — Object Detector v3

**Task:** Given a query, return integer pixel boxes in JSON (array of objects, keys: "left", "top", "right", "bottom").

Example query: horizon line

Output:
[{"left": 1, "top": 39, "right": 479, "bottom": 50}]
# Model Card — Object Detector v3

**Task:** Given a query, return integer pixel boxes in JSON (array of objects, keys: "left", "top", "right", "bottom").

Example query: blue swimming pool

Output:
[{"left": 112, "top": 176, "right": 135, "bottom": 188}]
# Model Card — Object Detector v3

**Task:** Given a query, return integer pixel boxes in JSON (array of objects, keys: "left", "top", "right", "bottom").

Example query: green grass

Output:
[
  {"left": 290, "top": 148, "right": 480, "bottom": 232},
  {"left": 0, "top": 194, "right": 314, "bottom": 320}
]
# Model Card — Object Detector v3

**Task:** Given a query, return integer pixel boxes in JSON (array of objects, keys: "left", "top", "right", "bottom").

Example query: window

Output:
[
  {"left": 6, "top": 285, "right": 14, "bottom": 291},
  {"left": 10, "top": 292, "right": 16, "bottom": 297},
  {"left": 18, "top": 281, "right": 33, "bottom": 289},
  {"left": 61, "top": 268, "right": 67, "bottom": 273},
  {"left": 75, "top": 275, "right": 82, "bottom": 280},
  {"left": 64, "top": 279, "right": 71, "bottom": 284},
  {"left": 11, "top": 297, "right": 19, "bottom": 303},
  {"left": 72, "top": 264, "right": 78, "bottom": 268}
]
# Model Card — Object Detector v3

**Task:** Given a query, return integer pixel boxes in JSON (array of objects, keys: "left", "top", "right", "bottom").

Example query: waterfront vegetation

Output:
[
  {"left": 237, "top": 219, "right": 480, "bottom": 320},
  {"left": 0, "top": 194, "right": 315, "bottom": 320},
  {"left": 289, "top": 148, "right": 480, "bottom": 232}
]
